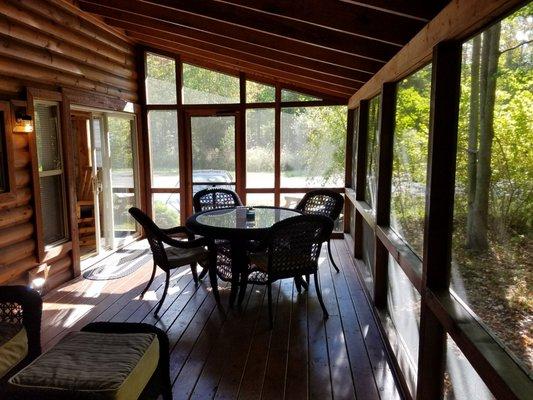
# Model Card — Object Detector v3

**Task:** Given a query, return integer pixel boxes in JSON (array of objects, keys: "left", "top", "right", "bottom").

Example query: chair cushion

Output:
[
  {"left": 0, "top": 323, "right": 28, "bottom": 379},
  {"left": 8, "top": 331, "right": 159, "bottom": 400},
  {"left": 166, "top": 246, "right": 209, "bottom": 267}
]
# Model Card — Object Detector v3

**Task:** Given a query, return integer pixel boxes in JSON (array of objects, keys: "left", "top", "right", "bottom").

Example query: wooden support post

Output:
[
  {"left": 274, "top": 85, "right": 281, "bottom": 207},
  {"left": 344, "top": 109, "right": 355, "bottom": 233},
  {"left": 373, "top": 82, "right": 396, "bottom": 309},
  {"left": 353, "top": 101, "right": 368, "bottom": 259},
  {"left": 416, "top": 41, "right": 462, "bottom": 400}
]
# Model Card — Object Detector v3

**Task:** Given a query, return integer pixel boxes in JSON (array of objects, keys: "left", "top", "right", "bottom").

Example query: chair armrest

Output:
[
  {"left": 161, "top": 234, "right": 211, "bottom": 250},
  {"left": 161, "top": 226, "right": 194, "bottom": 241},
  {"left": 0, "top": 286, "right": 42, "bottom": 359}
]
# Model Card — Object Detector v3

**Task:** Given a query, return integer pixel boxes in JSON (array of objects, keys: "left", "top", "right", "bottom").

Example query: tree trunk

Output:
[
  {"left": 466, "top": 36, "right": 481, "bottom": 247},
  {"left": 469, "top": 23, "right": 501, "bottom": 251}
]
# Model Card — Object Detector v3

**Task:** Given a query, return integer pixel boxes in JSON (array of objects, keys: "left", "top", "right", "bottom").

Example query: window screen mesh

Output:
[
  {"left": 40, "top": 175, "right": 66, "bottom": 244},
  {"left": 34, "top": 103, "right": 61, "bottom": 172}
]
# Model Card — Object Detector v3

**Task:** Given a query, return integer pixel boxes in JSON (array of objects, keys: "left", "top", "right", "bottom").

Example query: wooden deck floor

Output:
[{"left": 41, "top": 239, "right": 403, "bottom": 400}]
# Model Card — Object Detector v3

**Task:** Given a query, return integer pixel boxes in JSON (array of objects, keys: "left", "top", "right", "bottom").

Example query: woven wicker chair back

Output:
[
  {"left": 266, "top": 214, "right": 333, "bottom": 280},
  {"left": 296, "top": 189, "right": 344, "bottom": 221},
  {"left": 193, "top": 188, "right": 243, "bottom": 212}
]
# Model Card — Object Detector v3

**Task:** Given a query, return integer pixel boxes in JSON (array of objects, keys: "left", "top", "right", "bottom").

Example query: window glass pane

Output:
[
  {"left": 108, "top": 116, "right": 137, "bottom": 238},
  {"left": 182, "top": 63, "right": 239, "bottom": 104},
  {"left": 191, "top": 115, "right": 235, "bottom": 194},
  {"left": 34, "top": 103, "right": 61, "bottom": 172},
  {"left": 351, "top": 108, "right": 359, "bottom": 189},
  {"left": 391, "top": 65, "right": 432, "bottom": 257},
  {"left": 281, "top": 89, "right": 320, "bottom": 102},
  {"left": 451, "top": 6, "right": 533, "bottom": 373},
  {"left": 365, "top": 95, "right": 380, "bottom": 209},
  {"left": 281, "top": 106, "right": 346, "bottom": 188},
  {"left": 148, "top": 110, "right": 179, "bottom": 188},
  {"left": 280, "top": 192, "right": 305, "bottom": 209},
  {"left": 386, "top": 255, "right": 420, "bottom": 397},
  {"left": 40, "top": 175, "right": 67, "bottom": 244},
  {"left": 246, "top": 81, "right": 275, "bottom": 103},
  {"left": 152, "top": 193, "right": 180, "bottom": 229},
  {"left": 145, "top": 53, "right": 177, "bottom": 105},
  {"left": 246, "top": 109, "right": 274, "bottom": 188},
  {"left": 246, "top": 193, "right": 275, "bottom": 207},
  {"left": 444, "top": 335, "right": 495, "bottom": 399}
]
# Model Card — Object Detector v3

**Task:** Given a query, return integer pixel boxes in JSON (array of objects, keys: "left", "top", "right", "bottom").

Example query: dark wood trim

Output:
[
  {"left": 372, "top": 82, "right": 396, "bottom": 308},
  {"left": 349, "top": 0, "right": 525, "bottom": 108},
  {"left": 426, "top": 290, "right": 533, "bottom": 400},
  {"left": 344, "top": 109, "right": 355, "bottom": 233},
  {"left": 59, "top": 94, "right": 80, "bottom": 277},
  {"left": 79, "top": 0, "right": 390, "bottom": 67},
  {"left": 62, "top": 88, "right": 131, "bottom": 112},
  {"left": 274, "top": 85, "right": 281, "bottom": 207},
  {"left": 375, "top": 226, "right": 423, "bottom": 292},
  {"left": 25, "top": 88, "right": 44, "bottom": 262},
  {"left": 220, "top": 0, "right": 426, "bottom": 45},
  {"left": 375, "top": 83, "right": 396, "bottom": 227},
  {"left": 416, "top": 41, "right": 462, "bottom": 400}
]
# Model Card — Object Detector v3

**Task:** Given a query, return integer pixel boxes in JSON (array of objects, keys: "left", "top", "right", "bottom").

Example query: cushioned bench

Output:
[{"left": 7, "top": 322, "right": 172, "bottom": 400}]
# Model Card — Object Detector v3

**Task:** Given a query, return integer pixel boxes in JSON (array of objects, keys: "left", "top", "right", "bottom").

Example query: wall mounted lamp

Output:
[{"left": 14, "top": 111, "right": 33, "bottom": 133}]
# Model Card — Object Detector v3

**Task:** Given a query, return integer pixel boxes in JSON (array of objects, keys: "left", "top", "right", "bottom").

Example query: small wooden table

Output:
[{"left": 186, "top": 206, "right": 301, "bottom": 306}]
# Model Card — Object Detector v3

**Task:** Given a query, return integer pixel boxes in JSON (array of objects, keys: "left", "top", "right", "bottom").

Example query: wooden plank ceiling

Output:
[{"left": 77, "top": 0, "right": 450, "bottom": 100}]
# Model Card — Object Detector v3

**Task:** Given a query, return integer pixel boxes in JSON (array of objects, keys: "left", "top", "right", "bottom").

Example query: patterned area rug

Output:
[{"left": 83, "top": 248, "right": 152, "bottom": 281}]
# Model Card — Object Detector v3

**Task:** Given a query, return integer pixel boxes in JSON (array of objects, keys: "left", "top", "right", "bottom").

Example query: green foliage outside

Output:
[
  {"left": 450, "top": 5, "right": 532, "bottom": 371},
  {"left": 391, "top": 64, "right": 432, "bottom": 256},
  {"left": 365, "top": 95, "right": 381, "bottom": 206},
  {"left": 182, "top": 63, "right": 239, "bottom": 104},
  {"left": 246, "top": 81, "right": 275, "bottom": 103},
  {"left": 153, "top": 200, "right": 180, "bottom": 228},
  {"left": 281, "top": 106, "right": 346, "bottom": 186}
]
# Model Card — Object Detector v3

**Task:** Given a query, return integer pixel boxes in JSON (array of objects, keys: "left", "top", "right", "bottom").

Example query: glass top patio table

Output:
[{"left": 186, "top": 206, "right": 301, "bottom": 241}]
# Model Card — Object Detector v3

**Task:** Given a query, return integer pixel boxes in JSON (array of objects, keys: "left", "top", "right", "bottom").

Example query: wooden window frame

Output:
[
  {"left": 26, "top": 88, "right": 79, "bottom": 273},
  {"left": 343, "top": 1, "right": 533, "bottom": 399},
  {"left": 0, "top": 101, "right": 16, "bottom": 202},
  {"left": 140, "top": 47, "right": 349, "bottom": 226}
]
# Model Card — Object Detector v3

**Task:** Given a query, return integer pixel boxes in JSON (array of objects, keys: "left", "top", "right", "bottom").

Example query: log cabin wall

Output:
[{"left": 0, "top": 0, "right": 138, "bottom": 291}]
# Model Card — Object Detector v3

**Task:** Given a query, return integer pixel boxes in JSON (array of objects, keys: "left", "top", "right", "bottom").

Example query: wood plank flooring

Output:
[{"left": 41, "top": 239, "right": 403, "bottom": 400}]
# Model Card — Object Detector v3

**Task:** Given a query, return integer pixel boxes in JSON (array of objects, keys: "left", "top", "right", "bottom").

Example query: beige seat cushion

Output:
[
  {"left": 8, "top": 331, "right": 159, "bottom": 400},
  {"left": 166, "top": 246, "right": 209, "bottom": 267},
  {"left": 0, "top": 323, "right": 28, "bottom": 379}
]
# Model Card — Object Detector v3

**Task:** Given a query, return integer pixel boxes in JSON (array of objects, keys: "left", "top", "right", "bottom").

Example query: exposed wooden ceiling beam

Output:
[
  {"left": 215, "top": 0, "right": 425, "bottom": 46},
  {"left": 78, "top": 0, "right": 389, "bottom": 69},
  {"left": 136, "top": 38, "right": 355, "bottom": 99},
  {"left": 339, "top": 0, "right": 449, "bottom": 21},
  {"left": 127, "top": 30, "right": 360, "bottom": 92},
  {"left": 348, "top": 0, "right": 523, "bottom": 108},
  {"left": 140, "top": 0, "right": 399, "bottom": 61},
  {"left": 106, "top": 17, "right": 369, "bottom": 85}
]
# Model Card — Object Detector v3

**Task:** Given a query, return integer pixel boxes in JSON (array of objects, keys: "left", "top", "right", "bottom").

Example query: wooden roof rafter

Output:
[{"left": 75, "top": 0, "right": 451, "bottom": 101}]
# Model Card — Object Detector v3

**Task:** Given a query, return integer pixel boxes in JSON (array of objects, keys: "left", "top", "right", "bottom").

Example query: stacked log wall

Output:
[{"left": 0, "top": 0, "right": 137, "bottom": 290}]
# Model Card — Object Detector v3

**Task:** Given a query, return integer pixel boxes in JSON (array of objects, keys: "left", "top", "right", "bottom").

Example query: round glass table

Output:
[{"left": 186, "top": 206, "right": 302, "bottom": 305}]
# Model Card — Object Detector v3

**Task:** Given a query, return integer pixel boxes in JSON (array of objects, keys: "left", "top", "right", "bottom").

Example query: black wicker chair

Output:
[
  {"left": 249, "top": 214, "right": 334, "bottom": 328},
  {"left": 129, "top": 207, "right": 220, "bottom": 316},
  {"left": 295, "top": 189, "right": 344, "bottom": 273},
  {"left": 193, "top": 188, "right": 244, "bottom": 285},
  {"left": 193, "top": 187, "right": 243, "bottom": 212},
  {"left": 0, "top": 285, "right": 42, "bottom": 387}
]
